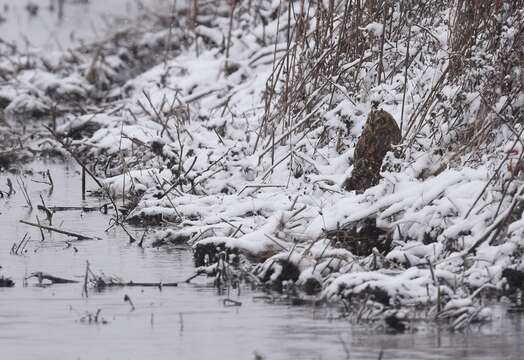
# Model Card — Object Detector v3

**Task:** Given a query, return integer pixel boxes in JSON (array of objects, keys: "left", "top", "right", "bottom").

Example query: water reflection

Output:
[{"left": 57, "top": 0, "right": 65, "bottom": 21}]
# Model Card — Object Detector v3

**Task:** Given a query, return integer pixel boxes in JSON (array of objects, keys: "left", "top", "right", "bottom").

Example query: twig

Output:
[
  {"left": 124, "top": 294, "right": 135, "bottom": 311},
  {"left": 19, "top": 220, "right": 95, "bottom": 241},
  {"left": 223, "top": 298, "right": 242, "bottom": 307},
  {"left": 83, "top": 260, "right": 90, "bottom": 298},
  {"left": 26, "top": 272, "right": 79, "bottom": 284},
  {"left": 238, "top": 184, "right": 285, "bottom": 195}
]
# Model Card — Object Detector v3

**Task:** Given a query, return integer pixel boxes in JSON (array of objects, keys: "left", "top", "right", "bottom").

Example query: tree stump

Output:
[{"left": 344, "top": 109, "right": 401, "bottom": 192}]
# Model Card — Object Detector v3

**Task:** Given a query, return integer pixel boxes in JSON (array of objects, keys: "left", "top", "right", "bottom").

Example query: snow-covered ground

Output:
[{"left": 1, "top": 0, "right": 523, "bottom": 328}]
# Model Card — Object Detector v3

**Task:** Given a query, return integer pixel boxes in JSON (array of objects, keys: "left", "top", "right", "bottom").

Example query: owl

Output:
[{"left": 344, "top": 109, "right": 401, "bottom": 192}]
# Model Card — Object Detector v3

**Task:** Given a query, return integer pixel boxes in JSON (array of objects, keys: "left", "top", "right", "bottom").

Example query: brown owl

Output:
[{"left": 344, "top": 109, "right": 401, "bottom": 192}]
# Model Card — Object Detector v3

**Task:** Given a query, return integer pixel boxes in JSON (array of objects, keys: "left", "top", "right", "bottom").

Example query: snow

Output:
[
  {"left": 361, "top": 22, "right": 384, "bottom": 37},
  {"left": 2, "top": 0, "right": 524, "bottom": 325}
]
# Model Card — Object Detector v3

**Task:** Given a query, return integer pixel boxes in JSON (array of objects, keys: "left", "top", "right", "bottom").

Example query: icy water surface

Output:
[
  {"left": 0, "top": 0, "right": 170, "bottom": 50},
  {"left": 0, "top": 161, "right": 523, "bottom": 360}
]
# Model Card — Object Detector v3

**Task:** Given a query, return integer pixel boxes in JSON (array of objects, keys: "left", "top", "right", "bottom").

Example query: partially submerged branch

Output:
[{"left": 19, "top": 219, "right": 96, "bottom": 241}]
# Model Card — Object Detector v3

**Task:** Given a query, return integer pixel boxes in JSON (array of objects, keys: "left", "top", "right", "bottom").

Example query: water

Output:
[
  {"left": 0, "top": 0, "right": 170, "bottom": 50},
  {"left": 1, "top": 161, "right": 523, "bottom": 360},
  {"left": 0, "top": 161, "right": 350, "bottom": 360}
]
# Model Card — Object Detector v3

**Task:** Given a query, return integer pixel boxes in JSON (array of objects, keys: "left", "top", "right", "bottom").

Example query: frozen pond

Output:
[
  {"left": 0, "top": 0, "right": 170, "bottom": 50},
  {"left": 1, "top": 162, "right": 524, "bottom": 360}
]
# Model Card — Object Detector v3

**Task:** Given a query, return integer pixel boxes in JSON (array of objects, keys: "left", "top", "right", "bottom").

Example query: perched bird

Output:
[{"left": 344, "top": 109, "right": 401, "bottom": 192}]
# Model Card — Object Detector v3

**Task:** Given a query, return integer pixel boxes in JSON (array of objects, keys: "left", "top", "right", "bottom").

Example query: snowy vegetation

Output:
[{"left": 1, "top": 0, "right": 523, "bottom": 328}]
